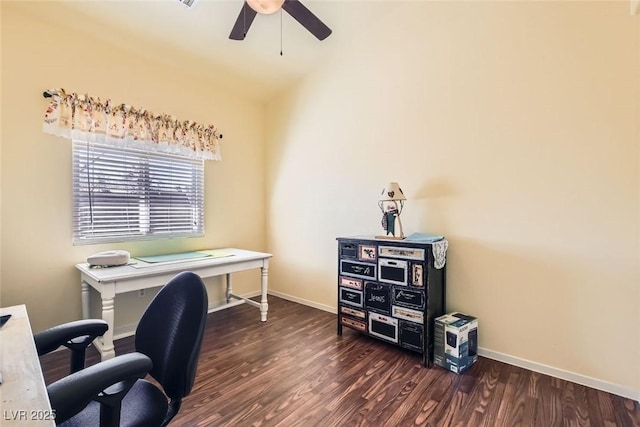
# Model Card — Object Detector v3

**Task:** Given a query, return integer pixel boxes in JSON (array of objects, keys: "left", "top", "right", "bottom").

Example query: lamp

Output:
[
  {"left": 377, "top": 182, "right": 407, "bottom": 240},
  {"left": 246, "top": 0, "right": 285, "bottom": 14}
]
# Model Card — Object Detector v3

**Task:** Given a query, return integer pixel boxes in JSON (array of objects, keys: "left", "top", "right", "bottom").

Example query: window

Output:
[{"left": 72, "top": 140, "right": 204, "bottom": 244}]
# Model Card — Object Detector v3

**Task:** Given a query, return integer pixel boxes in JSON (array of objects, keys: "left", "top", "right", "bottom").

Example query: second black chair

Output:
[{"left": 47, "top": 271, "right": 209, "bottom": 426}]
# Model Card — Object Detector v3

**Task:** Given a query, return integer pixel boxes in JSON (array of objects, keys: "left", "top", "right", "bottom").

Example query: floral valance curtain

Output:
[{"left": 42, "top": 88, "right": 222, "bottom": 161}]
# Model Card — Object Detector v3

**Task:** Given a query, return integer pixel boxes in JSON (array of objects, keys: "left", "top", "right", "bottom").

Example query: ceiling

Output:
[
  {"left": 14, "top": 0, "right": 351, "bottom": 102},
  {"left": 8, "top": 1, "right": 640, "bottom": 103}
]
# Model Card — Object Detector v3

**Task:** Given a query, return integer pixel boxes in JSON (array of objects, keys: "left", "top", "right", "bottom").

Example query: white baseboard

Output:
[
  {"left": 270, "top": 289, "right": 640, "bottom": 402},
  {"left": 478, "top": 348, "right": 640, "bottom": 402},
  {"left": 267, "top": 289, "right": 337, "bottom": 314}
]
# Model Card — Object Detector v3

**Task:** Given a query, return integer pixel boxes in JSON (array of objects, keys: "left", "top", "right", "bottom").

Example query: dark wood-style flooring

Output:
[{"left": 40, "top": 296, "right": 640, "bottom": 426}]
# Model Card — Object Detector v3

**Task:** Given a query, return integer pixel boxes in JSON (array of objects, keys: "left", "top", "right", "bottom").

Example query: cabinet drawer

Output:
[
  {"left": 364, "top": 282, "right": 391, "bottom": 315},
  {"left": 368, "top": 312, "right": 398, "bottom": 343},
  {"left": 392, "top": 305, "right": 424, "bottom": 323},
  {"left": 339, "top": 276, "right": 363, "bottom": 290},
  {"left": 340, "top": 306, "right": 366, "bottom": 319},
  {"left": 392, "top": 287, "right": 425, "bottom": 310},
  {"left": 358, "top": 244, "right": 377, "bottom": 262},
  {"left": 340, "top": 315, "right": 367, "bottom": 332},
  {"left": 340, "top": 260, "right": 376, "bottom": 280},
  {"left": 399, "top": 321, "right": 423, "bottom": 352},
  {"left": 339, "top": 287, "right": 363, "bottom": 308},
  {"left": 378, "top": 246, "right": 425, "bottom": 260},
  {"left": 378, "top": 259, "right": 408, "bottom": 286},
  {"left": 410, "top": 262, "right": 425, "bottom": 287},
  {"left": 339, "top": 242, "right": 358, "bottom": 259}
]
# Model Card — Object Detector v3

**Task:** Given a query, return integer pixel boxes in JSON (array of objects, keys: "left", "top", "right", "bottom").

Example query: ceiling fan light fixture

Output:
[
  {"left": 230, "top": 0, "right": 332, "bottom": 41},
  {"left": 246, "top": 0, "right": 285, "bottom": 15}
]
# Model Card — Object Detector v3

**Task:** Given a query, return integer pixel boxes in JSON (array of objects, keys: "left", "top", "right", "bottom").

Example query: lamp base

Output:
[{"left": 375, "top": 235, "right": 405, "bottom": 240}]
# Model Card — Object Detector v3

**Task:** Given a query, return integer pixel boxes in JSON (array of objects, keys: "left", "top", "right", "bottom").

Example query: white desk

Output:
[
  {"left": 76, "top": 248, "right": 272, "bottom": 361},
  {"left": 0, "top": 305, "right": 56, "bottom": 426}
]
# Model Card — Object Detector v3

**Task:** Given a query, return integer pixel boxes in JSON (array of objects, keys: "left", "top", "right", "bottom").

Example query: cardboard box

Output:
[{"left": 434, "top": 312, "right": 478, "bottom": 374}]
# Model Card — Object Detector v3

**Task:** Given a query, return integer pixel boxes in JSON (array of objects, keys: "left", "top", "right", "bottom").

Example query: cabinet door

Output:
[
  {"left": 399, "top": 320, "right": 424, "bottom": 352},
  {"left": 392, "top": 286, "right": 425, "bottom": 310},
  {"left": 364, "top": 282, "right": 392, "bottom": 315}
]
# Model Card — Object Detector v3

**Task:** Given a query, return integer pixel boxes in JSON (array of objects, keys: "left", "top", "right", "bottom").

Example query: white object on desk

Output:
[
  {"left": 76, "top": 248, "right": 272, "bottom": 361},
  {"left": 0, "top": 305, "right": 56, "bottom": 426},
  {"left": 86, "top": 250, "right": 130, "bottom": 267}
]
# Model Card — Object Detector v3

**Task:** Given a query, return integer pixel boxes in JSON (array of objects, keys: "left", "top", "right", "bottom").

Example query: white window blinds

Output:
[{"left": 72, "top": 140, "right": 205, "bottom": 244}]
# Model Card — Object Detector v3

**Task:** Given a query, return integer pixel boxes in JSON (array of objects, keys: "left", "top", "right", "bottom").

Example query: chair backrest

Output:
[{"left": 135, "top": 271, "right": 208, "bottom": 400}]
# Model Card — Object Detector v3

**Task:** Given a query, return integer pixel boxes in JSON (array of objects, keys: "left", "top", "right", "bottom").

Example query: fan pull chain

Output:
[{"left": 280, "top": 8, "right": 283, "bottom": 56}]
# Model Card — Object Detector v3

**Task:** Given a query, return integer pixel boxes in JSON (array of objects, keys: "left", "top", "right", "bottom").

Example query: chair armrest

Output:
[
  {"left": 47, "top": 352, "right": 152, "bottom": 424},
  {"left": 34, "top": 319, "right": 109, "bottom": 356}
]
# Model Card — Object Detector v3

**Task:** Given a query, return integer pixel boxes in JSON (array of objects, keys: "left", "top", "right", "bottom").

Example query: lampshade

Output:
[
  {"left": 379, "top": 182, "right": 406, "bottom": 202},
  {"left": 246, "top": 0, "right": 285, "bottom": 14}
]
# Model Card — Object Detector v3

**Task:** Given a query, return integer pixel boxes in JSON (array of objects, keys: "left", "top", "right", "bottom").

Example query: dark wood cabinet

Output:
[{"left": 336, "top": 236, "right": 447, "bottom": 367}]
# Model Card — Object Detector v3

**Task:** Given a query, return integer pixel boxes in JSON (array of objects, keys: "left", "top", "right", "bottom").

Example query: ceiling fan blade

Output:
[
  {"left": 281, "top": 0, "right": 332, "bottom": 41},
  {"left": 229, "top": 2, "right": 258, "bottom": 40}
]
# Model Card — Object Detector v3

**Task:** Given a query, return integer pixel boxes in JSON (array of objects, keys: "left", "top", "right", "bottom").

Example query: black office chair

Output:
[
  {"left": 42, "top": 271, "right": 209, "bottom": 427},
  {"left": 35, "top": 319, "right": 109, "bottom": 374}
]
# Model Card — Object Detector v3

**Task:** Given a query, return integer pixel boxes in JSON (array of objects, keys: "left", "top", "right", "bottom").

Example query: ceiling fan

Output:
[{"left": 229, "top": 0, "right": 332, "bottom": 41}]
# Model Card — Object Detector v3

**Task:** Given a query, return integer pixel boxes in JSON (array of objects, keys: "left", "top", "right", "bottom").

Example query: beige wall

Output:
[
  {"left": 265, "top": 2, "right": 640, "bottom": 393},
  {"left": 0, "top": 3, "right": 266, "bottom": 333},
  {"left": 1, "top": 0, "right": 638, "bottom": 399}
]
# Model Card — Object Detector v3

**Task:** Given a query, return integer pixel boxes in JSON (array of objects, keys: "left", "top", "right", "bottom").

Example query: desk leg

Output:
[
  {"left": 100, "top": 285, "right": 116, "bottom": 361},
  {"left": 260, "top": 262, "right": 269, "bottom": 322},
  {"left": 81, "top": 281, "right": 90, "bottom": 320},
  {"left": 226, "top": 273, "right": 232, "bottom": 304}
]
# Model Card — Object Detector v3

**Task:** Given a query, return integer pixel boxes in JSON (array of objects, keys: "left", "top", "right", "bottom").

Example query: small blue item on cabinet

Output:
[{"left": 404, "top": 232, "right": 444, "bottom": 243}]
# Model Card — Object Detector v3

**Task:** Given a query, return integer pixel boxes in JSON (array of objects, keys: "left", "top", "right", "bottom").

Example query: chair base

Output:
[{"left": 60, "top": 379, "right": 168, "bottom": 427}]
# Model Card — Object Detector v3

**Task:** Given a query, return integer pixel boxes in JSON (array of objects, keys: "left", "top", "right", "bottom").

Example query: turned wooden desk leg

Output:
[
  {"left": 226, "top": 273, "right": 232, "bottom": 304},
  {"left": 81, "top": 281, "right": 90, "bottom": 320},
  {"left": 260, "top": 262, "right": 269, "bottom": 322},
  {"left": 100, "top": 285, "right": 116, "bottom": 361}
]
